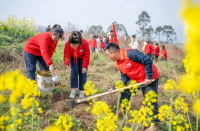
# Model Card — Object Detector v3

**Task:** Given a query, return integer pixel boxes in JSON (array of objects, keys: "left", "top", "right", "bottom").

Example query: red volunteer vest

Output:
[{"left": 116, "top": 49, "right": 159, "bottom": 83}]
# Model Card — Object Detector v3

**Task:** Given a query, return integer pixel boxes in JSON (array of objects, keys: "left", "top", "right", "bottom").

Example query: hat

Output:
[{"left": 99, "top": 36, "right": 102, "bottom": 39}]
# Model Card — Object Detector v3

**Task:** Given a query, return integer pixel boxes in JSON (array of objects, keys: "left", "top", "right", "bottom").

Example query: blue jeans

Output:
[
  {"left": 24, "top": 51, "right": 49, "bottom": 80},
  {"left": 91, "top": 47, "right": 96, "bottom": 53},
  {"left": 70, "top": 57, "right": 87, "bottom": 91}
]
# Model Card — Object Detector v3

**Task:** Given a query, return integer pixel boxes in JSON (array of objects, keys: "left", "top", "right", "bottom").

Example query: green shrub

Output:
[{"left": 0, "top": 14, "right": 37, "bottom": 45}]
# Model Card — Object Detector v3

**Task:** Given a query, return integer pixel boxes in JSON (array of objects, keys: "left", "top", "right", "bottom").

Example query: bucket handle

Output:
[{"left": 52, "top": 73, "right": 56, "bottom": 77}]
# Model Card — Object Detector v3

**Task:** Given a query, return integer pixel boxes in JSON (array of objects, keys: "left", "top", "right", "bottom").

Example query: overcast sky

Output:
[{"left": 0, "top": 0, "right": 186, "bottom": 43}]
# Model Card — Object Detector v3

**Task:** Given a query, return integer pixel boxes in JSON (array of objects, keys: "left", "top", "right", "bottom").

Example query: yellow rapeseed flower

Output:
[
  {"left": 0, "top": 94, "right": 5, "bottom": 103},
  {"left": 21, "top": 97, "right": 33, "bottom": 109},
  {"left": 115, "top": 80, "right": 125, "bottom": 92},
  {"left": 15, "top": 119, "right": 22, "bottom": 125},
  {"left": 193, "top": 99, "right": 200, "bottom": 116},
  {"left": 44, "top": 126, "right": 62, "bottom": 131},
  {"left": 84, "top": 81, "right": 97, "bottom": 96}
]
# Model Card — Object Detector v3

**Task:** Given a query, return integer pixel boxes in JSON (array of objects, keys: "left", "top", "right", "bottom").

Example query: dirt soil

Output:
[{"left": 41, "top": 91, "right": 95, "bottom": 129}]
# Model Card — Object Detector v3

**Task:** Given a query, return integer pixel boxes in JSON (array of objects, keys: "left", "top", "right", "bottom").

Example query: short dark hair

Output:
[
  {"left": 132, "top": 35, "right": 136, "bottom": 38},
  {"left": 104, "top": 43, "right": 119, "bottom": 53},
  {"left": 110, "top": 30, "right": 114, "bottom": 32},
  {"left": 147, "top": 41, "right": 151, "bottom": 43},
  {"left": 51, "top": 24, "right": 64, "bottom": 38},
  {"left": 156, "top": 43, "right": 158, "bottom": 46},
  {"left": 68, "top": 31, "right": 82, "bottom": 44},
  {"left": 162, "top": 45, "right": 165, "bottom": 49},
  {"left": 80, "top": 30, "right": 83, "bottom": 33}
]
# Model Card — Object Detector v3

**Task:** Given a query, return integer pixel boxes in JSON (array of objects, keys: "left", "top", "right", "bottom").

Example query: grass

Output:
[
  {"left": 1, "top": 41, "right": 199, "bottom": 131},
  {"left": 52, "top": 41, "right": 64, "bottom": 65}
]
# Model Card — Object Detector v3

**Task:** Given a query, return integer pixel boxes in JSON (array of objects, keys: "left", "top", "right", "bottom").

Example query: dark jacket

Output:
[{"left": 46, "top": 27, "right": 51, "bottom": 32}]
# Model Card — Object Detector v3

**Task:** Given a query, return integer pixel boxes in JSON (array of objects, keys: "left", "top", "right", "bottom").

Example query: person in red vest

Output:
[
  {"left": 99, "top": 36, "right": 105, "bottom": 50},
  {"left": 24, "top": 24, "right": 64, "bottom": 80},
  {"left": 63, "top": 31, "right": 90, "bottom": 98},
  {"left": 144, "top": 41, "right": 154, "bottom": 60},
  {"left": 90, "top": 35, "right": 97, "bottom": 53},
  {"left": 161, "top": 45, "right": 167, "bottom": 61},
  {"left": 174, "top": 48, "right": 178, "bottom": 53},
  {"left": 154, "top": 43, "right": 160, "bottom": 62},
  {"left": 105, "top": 43, "right": 159, "bottom": 130}
]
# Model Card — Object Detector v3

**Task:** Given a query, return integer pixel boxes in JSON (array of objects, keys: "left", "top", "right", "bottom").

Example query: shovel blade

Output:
[{"left": 67, "top": 100, "right": 76, "bottom": 108}]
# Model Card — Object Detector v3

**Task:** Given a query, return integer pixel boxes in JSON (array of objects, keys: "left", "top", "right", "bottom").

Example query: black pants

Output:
[{"left": 120, "top": 78, "right": 159, "bottom": 125}]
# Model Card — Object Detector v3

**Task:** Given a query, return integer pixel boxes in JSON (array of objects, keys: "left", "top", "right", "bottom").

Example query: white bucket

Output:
[{"left": 37, "top": 70, "right": 54, "bottom": 91}]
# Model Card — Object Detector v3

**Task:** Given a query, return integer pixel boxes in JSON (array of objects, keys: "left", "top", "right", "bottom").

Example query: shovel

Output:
[{"left": 67, "top": 81, "right": 146, "bottom": 108}]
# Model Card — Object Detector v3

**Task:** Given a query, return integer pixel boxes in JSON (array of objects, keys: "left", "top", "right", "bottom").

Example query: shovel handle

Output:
[{"left": 76, "top": 82, "right": 146, "bottom": 103}]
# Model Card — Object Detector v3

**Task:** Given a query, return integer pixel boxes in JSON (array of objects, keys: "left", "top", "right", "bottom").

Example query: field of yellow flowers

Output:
[
  {"left": 0, "top": 0, "right": 200, "bottom": 131},
  {"left": 0, "top": 14, "right": 37, "bottom": 45}
]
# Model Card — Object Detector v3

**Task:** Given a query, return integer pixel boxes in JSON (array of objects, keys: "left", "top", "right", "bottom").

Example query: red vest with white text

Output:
[{"left": 116, "top": 49, "right": 159, "bottom": 83}]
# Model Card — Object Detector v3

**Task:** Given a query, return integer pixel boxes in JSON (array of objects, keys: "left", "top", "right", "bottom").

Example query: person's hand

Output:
[
  {"left": 82, "top": 68, "right": 87, "bottom": 74},
  {"left": 49, "top": 64, "right": 54, "bottom": 73},
  {"left": 66, "top": 65, "right": 69, "bottom": 70},
  {"left": 109, "top": 88, "right": 115, "bottom": 94},
  {"left": 144, "top": 79, "right": 154, "bottom": 85}
]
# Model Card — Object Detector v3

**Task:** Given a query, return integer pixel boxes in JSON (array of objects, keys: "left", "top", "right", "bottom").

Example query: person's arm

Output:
[
  {"left": 127, "top": 50, "right": 153, "bottom": 79},
  {"left": 82, "top": 41, "right": 90, "bottom": 68},
  {"left": 112, "top": 71, "right": 130, "bottom": 90},
  {"left": 63, "top": 42, "right": 71, "bottom": 67},
  {"left": 39, "top": 37, "right": 53, "bottom": 66}
]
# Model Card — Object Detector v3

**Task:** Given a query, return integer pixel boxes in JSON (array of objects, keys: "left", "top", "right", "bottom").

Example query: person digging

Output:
[{"left": 105, "top": 43, "right": 160, "bottom": 131}]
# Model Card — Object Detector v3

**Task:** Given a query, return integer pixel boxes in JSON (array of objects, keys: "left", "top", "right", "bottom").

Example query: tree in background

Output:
[
  {"left": 107, "top": 22, "right": 129, "bottom": 38},
  {"left": 89, "top": 25, "right": 104, "bottom": 36},
  {"left": 65, "top": 22, "right": 79, "bottom": 34},
  {"left": 135, "top": 10, "right": 151, "bottom": 40},
  {"left": 145, "top": 25, "right": 155, "bottom": 40},
  {"left": 155, "top": 26, "right": 163, "bottom": 43},
  {"left": 162, "top": 25, "right": 176, "bottom": 43}
]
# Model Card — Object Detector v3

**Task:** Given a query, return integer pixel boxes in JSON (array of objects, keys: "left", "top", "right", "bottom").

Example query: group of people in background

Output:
[
  {"left": 143, "top": 41, "right": 168, "bottom": 62},
  {"left": 87, "top": 34, "right": 106, "bottom": 53},
  {"left": 87, "top": 29, "right": 119, "bottom": 53},
  {"left": 128, "top": 35, "right": 169, "bottom": 62}
]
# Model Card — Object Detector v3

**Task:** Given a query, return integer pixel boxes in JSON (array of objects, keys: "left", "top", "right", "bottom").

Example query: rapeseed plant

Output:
[
  {"left": 174, "top": 97, "right": 188, "bottom": 114},
  {"left": 115, "top": 80, "right": 125, "bottom": 92},
  {"left": 0, "top": 15, "right": 37, "bottom": 44},
  {"left": 179, "top": 0, "right": 200, "bottom": 130},
  {"left": 92, "top": 101, "right": 118, "bottom": 131},
  {"left": 0, "top": 70, "right": 42, "bottom": 130},
  {"left": 84, "top": 81, "right": 97, "bottom": 96},
  {"left": 44, "top": 114, "right": 73, "bottom": 131}
]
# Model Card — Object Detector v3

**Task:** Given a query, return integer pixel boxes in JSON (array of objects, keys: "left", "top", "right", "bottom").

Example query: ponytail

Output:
[
  {"left": 51, "top": 24, "right": 64, "bottom": 38},
  {"left": 68, "top": 31, "right": 82, "bottom": 45}
]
